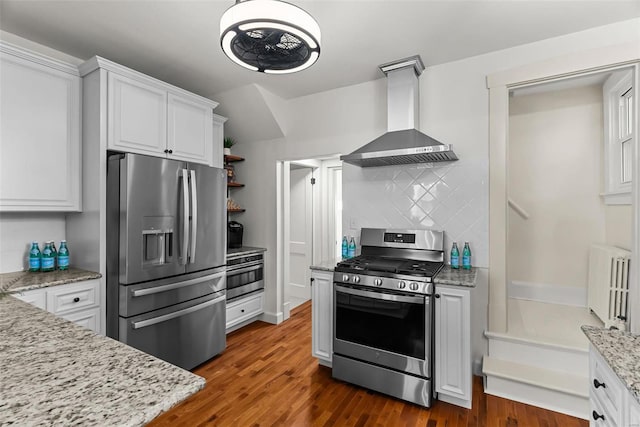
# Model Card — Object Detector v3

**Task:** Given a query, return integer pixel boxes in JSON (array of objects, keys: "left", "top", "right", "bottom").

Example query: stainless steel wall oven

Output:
[
  {"left": 226, "top": 251, "right": 264, "bottom": 301},
  {"left": 332, "top": 228, "right": 444, "bottom": 407}
]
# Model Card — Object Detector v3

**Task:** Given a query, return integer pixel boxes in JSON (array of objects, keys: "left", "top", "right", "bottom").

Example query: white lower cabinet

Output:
[
  {"left": 226, "top": 291, "right": 264, "bottom": 332},
  {"left": 589, "top": 345, "right": 640, "bottom": 427},
  {"left": 310, "top": 269, "right": 333, "bottom": 365},
  {"left": 435, "top": 285, "right": 472, "bottom": 408},
  {"left": 13, "top": 280, "right": 102, "bottom": 333}
]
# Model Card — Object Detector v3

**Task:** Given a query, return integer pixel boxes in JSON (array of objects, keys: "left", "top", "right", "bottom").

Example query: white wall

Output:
[
  {"left": 0, "top": 213, "right": 66, "bottom": 273},
  {"left": 605, "top": 206, "right": 633, "bottom": 250},
  {"left": 227, "top": 18, "right": 640, "bottom": 369},
  {"left": 508, "top": 85, "right": 606, "bottom": 289}
]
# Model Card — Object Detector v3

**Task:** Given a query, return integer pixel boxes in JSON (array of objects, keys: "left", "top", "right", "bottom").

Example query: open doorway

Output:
[{"left": 277, "top": 156, "right": 342, "bottom": 320}]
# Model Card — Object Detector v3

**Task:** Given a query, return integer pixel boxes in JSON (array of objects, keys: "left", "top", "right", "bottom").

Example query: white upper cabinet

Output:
[
  {"left": 0, "top": 42, "right": 81, "bottom": 211},
  {"left": 81, "top": 56, "right": 225, "bottom": 167},
  {"left": 167, "top": 93, "right": 212, "bottom": 164},
  {"left": 108, "top": 73, "right": 167, "bottom": 156}
]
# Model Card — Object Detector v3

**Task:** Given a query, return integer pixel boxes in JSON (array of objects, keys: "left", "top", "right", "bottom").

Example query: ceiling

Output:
[{"left": 1, "top": 1, "right": 639, "bottom": 102}]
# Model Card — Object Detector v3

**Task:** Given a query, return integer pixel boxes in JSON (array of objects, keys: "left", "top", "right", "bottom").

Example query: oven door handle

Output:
[
  {"left": 335, "top": 284, "right": 425, "bottom": 304},
  {"left": 226, "top": 263, "right": 263, "bottom": 275}
]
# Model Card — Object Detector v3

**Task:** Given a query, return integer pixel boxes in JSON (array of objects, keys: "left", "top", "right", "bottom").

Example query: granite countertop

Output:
[
  {"left": 434, "top": 266, "right": 478, "bottom": 288},
  {"left": 226, "top": 246, "right": 266, "bottom": 257},
  {"left": 0, "top": 296, "right": 205, "bottom": 426},
  {"left": 310, "top": 257, "right": 342, "bottom": 272},
  {"left": 582, "top": 325, "right": 640, "bottom": 404},
  {"left": 0, "top": 267, "right": 102, "bottom": 294}
]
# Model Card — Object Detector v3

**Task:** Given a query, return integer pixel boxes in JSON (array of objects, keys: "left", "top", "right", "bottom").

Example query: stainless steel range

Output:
[{"left": 332, "top": 228, "right": 444, "bottom": 407}]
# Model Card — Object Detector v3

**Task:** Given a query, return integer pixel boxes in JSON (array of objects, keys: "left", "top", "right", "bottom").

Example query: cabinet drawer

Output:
[
  {"left": 590, "top": 394, "right": 616, "bottom": 427},
  {"left": 226, "top": 292, "right": 264, "bottom": 330},
  {"left": 13, "top": 288, "right": 46, "bottom": 310},
  {"left": 59, "top": 307, "right": 101, "bottom": 333},
  {"left": 591, "top": 351, "right": 624, "bottom": 419},
  {"left": 46, "top": 280, "right": 100, "bottom": 315}
]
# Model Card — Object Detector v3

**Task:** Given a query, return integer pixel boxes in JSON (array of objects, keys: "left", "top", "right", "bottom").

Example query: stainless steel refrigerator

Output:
[{"left": 106, "top": 152, "right": 227, "bottom": 370}]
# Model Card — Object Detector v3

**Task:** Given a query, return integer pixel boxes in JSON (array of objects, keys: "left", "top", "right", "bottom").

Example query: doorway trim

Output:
[
  {"left": 487, "top": 42, "right": 640, "bottom": 333},
  {"left": 276, "top": 156, "right": 341, "bottom": 321}
]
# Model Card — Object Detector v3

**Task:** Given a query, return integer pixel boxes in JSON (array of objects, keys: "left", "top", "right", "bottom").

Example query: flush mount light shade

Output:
[{"left": 220, "top": 0, "right": 321, "bottom": 73}]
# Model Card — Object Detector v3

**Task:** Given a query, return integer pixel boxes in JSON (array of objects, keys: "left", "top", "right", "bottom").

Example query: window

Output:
[{"left": 603, "top": 70, "right": 634, "bottom": 205}]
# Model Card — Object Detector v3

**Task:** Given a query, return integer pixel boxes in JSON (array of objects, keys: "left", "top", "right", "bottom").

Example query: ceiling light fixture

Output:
[{"left": 220, "top": 0, "right": 321, "bottom": 74}]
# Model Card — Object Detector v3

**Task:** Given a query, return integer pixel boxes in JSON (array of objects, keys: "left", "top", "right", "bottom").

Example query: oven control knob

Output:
[
  {"left": 409, "top": 282, "right": 419, "bottom": 291},
  {"left": 374, "top": 279, "right": 382, "bottom": 286},
  {"left": 398, "top": 281, "right": 406, "bottom": 289},
  {"left": 352, "top": 276, "right": 360, "bottom": 283},
  {"left": 342, "top": 274, "right": 350, "bottom": 282}
]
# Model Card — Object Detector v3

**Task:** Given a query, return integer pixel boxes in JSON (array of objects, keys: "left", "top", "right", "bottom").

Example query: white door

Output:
[{"left": 287, "top": 167, "right": 313, "bottom": 308}]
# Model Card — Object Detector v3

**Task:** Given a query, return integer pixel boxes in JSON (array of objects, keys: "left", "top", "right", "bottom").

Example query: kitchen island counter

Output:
[{"left": 0, "top": 296, "right": 205, "bottom": 426}]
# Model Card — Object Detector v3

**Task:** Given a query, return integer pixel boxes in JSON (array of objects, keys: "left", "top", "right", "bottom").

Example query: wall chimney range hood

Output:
[{"left": 340, "top": 56, "right": 458, "bottom": 167}]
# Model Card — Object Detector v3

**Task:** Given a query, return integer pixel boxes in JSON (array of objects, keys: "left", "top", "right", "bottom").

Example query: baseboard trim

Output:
[
  {"left": 508, "top": 280, "right": 587, "bottom": 307},
  {"left": 261, "top": 310, "right": 283, "bottom": 325}
]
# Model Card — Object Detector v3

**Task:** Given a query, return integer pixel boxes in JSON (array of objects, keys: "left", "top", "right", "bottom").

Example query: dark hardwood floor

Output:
[{"left": 148, "top": 301, "right": 588, "bottom": 427}]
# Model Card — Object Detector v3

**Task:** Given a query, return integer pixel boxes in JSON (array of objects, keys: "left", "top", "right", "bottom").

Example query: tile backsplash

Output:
[{"left": 342, "top": 157, "right": 488, "bottom": 268}]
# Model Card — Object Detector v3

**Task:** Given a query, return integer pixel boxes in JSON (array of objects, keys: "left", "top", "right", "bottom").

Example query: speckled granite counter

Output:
[
  {"left": 582, "top": 325, "right": 640, "bottom": 404},
  {"left": 226, "top": 246, "right": 266, "bottom": 257},
  {"left": 0, "top": 296, "right": 205, "bottom": 426},
  {"left": 310, "top": 257, "right": 341, "bottom": 272},
  {"left": 434, "top": 266, "right": 478, "bottom": 288},
  {"left": 0, "top": 267, "right": 102, "bottom": 294}
]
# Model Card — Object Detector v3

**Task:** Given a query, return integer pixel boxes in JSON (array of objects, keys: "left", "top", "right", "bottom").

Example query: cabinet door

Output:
[
  {"left": 311, "top": 269, "right": 333, "bottom": 363},
  {"left": 211, "top": 114, "right": 227, "bottom": 168},
  {"left": 108, "top": 72, "right": 167, "bottom": 156},
  {"left": 167, "top": 93, "right": 212, "bottom": 165},
  {"left": 628, "top": 393, "right": 640, "bottom": 427},
  {"left": 435, "top": 286, "right": 472, "bottom": 407},
  {"left": 60, "top": 307, "right": 101, "bottom": 333},
  {"left": 13, "top": 288, "right": 47, "bottom": 310},
  {"left": 0, "top": 47, "right": 81, "bottom": 211}
]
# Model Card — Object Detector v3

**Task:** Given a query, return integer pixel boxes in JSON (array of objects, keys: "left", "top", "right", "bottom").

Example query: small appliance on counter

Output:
[{"left": 228, "top": 221, "right": 243, "bottom": 249}]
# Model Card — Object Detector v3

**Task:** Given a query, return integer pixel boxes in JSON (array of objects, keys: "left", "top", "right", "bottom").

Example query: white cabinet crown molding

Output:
[
  {"left": 78, "top": 56, "right": 219, "bottom": 109},
  {"left": 0, "top": 40, "right": 80, "bottom": 76}
]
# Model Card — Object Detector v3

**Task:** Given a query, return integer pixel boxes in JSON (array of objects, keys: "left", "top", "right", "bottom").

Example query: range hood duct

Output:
[{"left": 341, "top": 55, "right": 458, "bottom": 167}]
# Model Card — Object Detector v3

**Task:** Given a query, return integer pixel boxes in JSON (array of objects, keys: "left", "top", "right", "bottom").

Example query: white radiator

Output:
[{"left": 588, "top": 244, "right": 631, "bottom": 329}]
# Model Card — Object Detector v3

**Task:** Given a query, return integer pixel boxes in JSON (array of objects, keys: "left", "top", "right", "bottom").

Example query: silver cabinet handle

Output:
[
  {"left": 181, "top": 168, "right": 190, "bottom": 265},
  {"left": 131, "top": 294, "right": 225, "bottom": 329},
  {"left": 131, "top": 271, "right": 225, "bottom": 297},
  {"left": 189, "top": 169, "right": 197, "bottom": 264},
  {"left": 335, "top": 284, "right": 425, "bottom": 304}
]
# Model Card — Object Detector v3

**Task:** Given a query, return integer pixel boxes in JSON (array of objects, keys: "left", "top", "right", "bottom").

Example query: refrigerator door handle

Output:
[
  {"left": 131, "top": 293, "right": 225, "bottom": 330},
  {"left": 189, "top": 169, "right": 198, "bottom": 264},
  {"left": 181, "top": 168, "right": 190, "bottom": 265}
]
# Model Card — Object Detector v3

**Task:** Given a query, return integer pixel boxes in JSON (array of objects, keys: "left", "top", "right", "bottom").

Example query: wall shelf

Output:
[
  {"left": 227, "top": 182, "right": 244, "bottom": 188},
  {"left": 228, "top": 208, "right": 246, "bottom": 213},
  {"left": 224, "top": 154, "right": 245, "bottom": 163}
]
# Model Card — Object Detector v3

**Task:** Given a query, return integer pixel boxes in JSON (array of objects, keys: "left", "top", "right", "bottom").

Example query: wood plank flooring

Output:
[{"left": 148, "top": 301, "right": 588, "bottom": 427}]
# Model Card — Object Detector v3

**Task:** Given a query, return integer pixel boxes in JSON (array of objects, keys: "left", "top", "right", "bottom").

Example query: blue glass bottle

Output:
[
  {"left": 347, "top": 237, "right": 356, "bottom": 259},
  {"left": 58, "top": 240, "right": 70, "bottom": 271},
  {"left": 341, "top": 236, "right": 348, "bottom": 259},
  {"left": 450, "top": 242, "right": 460, "bottom": 269},
  {"left": 29, "top": 241, "right": 41, "bottom": 272},
  {"left": 462, "top": 242, "right": 471, "bottom": 270}
]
